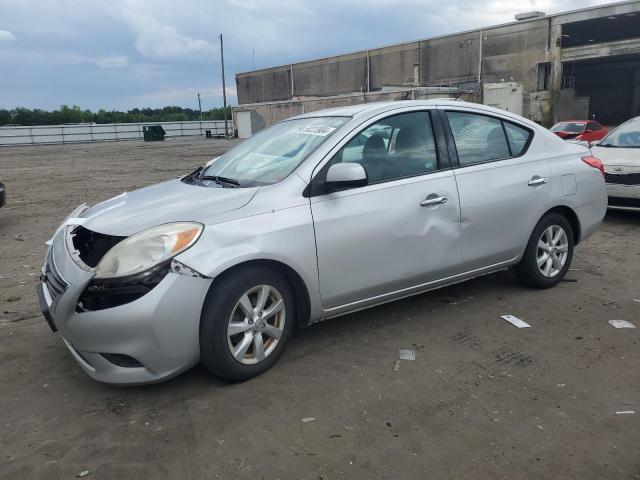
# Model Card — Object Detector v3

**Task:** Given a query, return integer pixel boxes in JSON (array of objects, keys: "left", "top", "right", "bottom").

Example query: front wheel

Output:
[
  {"left": 200, "top": 266, "right": 295, "bottom": 382},
  {"left": 514, "top": 213, "right": 574, "bottom": 289}
]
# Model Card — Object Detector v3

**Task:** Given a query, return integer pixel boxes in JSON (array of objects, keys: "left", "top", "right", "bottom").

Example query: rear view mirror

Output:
[{"left": 325, "top": 163, "right": 368, "bottom": 189}]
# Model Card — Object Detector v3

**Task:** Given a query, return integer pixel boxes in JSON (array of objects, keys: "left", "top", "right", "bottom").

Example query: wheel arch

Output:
[
  {"left": 208, "top": 259, "right": 312, "bottom": 328},
  {"left": 543, "top": 205, "right": 582, "bottom": 245}
]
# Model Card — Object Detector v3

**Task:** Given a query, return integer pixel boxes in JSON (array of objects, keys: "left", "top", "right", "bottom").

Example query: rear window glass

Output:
[
  {"left": 446, "top": 112, "right": 510, "bottom": 166},
  {"left": 551, "top": 122, "right": 584, "bottom": 134}
]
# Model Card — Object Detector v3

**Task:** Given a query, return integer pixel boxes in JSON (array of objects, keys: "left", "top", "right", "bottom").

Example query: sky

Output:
[{"left": 0, "top": 0, "right": 616, "bottom": 111}]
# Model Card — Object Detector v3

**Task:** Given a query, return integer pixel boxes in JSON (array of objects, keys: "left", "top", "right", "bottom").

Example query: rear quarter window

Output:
[{"left": 503, "top": 122, "right": 532, "bottom": 156}]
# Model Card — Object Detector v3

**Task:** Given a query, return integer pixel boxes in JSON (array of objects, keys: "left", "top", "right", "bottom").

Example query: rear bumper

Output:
[{"left": 39, "top": 228, "right": 213, "bottom": 385}]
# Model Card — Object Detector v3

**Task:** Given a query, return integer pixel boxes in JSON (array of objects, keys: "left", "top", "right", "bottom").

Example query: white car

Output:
[{"left": 591, "top": 117, "right": 640, "bottom": 211}]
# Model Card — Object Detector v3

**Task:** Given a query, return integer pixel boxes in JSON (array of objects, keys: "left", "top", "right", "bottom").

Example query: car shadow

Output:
[{"left": 90, "top": 269, "right": 522, "bottom": 394}]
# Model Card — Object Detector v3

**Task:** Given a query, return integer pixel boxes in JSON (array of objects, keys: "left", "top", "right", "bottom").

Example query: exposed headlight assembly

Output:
[
  {"left": 77, "top": 223, "right": 203, "bottom": 312},
  {"left": 94, "top": 222, "right": 203, "bottom": 279}
]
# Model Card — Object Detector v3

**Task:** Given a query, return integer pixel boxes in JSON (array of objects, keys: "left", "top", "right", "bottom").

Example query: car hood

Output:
[
  {"left": 80, "top": 179, "right": 259, "bottom": 236},
  {"left": 591, "top": 146, "right": 640, "bottom": 167}
]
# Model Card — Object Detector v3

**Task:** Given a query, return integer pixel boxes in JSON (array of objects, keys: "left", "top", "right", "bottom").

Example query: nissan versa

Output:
[{"left": 37, "top": 100, "right": 607, "bottom": 385}]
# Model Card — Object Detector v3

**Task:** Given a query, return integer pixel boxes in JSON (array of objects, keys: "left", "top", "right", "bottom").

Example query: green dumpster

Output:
[{"left": 143, "top": 125, "right": 166, "bottom": 141}]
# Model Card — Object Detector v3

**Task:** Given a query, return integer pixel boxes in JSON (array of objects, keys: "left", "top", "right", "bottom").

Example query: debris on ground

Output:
[
  {"left": 14, "top": 234, "right": 23, "bottom": 241},
  {"left": 393, "top": 360, "right": 400, "bottom": 373},
  {"left": 584, "top": 267, "right": 604, "bottom": 276},
  {"left": 608, "top": 320, "right": 636, "bottom": 329},
  {"left": 615, "top": 411, "right": 635, "bottom": 415},
  {"left": 448, "top": 297, "right": 474, "bottom": 305},
  {"left": 500, "top": 314, "right": 531, "bottom": 328},
  {"left": 302, "top": 417, "right": 316, "bottom": 423},
  {"left": 398, "top": 349, "right": 416, "bottom": 361},
  {"left": 77, "top": 471, "right": 91, "bottom": 478}
]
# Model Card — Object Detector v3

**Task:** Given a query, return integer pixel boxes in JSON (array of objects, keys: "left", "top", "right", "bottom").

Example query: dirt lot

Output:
[{"left": 1, "top": 137, "right": 639, "bottom": 480}]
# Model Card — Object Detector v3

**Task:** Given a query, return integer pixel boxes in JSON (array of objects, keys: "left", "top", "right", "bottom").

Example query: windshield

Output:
[
  {"left": 551, "top": 122, "right": 584, "bottom": 134},
  {"left": 202, "top": 116, "right": 348, "bottom": 186},
  {"left": 599, "top": 117, "right": 640, "bottom": 148}
]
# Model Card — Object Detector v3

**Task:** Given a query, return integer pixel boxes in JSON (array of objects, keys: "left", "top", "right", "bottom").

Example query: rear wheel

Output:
[
  {"left": 514, "top": 213, "right": 574, "bottom": 289},
  {"left": 200, "top": 266, "right": 295, "bottom": 382}
]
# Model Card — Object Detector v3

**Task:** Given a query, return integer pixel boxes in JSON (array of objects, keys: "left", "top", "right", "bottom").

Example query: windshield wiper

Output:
[{"left": 200, "top": 175, "right": 240, "bottom": 187}]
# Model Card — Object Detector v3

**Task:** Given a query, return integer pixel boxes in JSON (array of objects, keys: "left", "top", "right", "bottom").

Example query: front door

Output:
[{"left": 310, "top": 110, "right": 463, "bottom": 310}]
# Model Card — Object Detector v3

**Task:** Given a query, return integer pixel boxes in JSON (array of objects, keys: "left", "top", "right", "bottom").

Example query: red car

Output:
[{"left": 550, "top": 120, "right": 608, "bottom": 144}]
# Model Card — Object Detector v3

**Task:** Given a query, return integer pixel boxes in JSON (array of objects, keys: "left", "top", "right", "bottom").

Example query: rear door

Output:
[
  {"left": 440, "top": 107, "right": 549, "bottom": 271},
  {"left": 309, "top": 109, "right": 463, "bottom": 309}
]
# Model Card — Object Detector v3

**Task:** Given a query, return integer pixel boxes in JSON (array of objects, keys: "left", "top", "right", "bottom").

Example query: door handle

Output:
[
  {"left": 420, "top": 195, "right": 448, "bottom": 207},
  {"left": 528, "top": 176, "right": 548, "bottom": 187}
]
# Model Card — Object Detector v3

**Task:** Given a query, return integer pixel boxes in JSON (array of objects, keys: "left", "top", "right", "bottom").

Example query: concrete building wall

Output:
[
  {"left": 235, "top": 1, "right": 640, "bottom": 131},
  {"left": 293, "top": 52, "right": 368, "bottom": 97},
  {"left": 369, "top": 43, "right": 420, "bottom": 89},
  {"left": 236, "top": 65, "right": 292, "bottom": 104},
  {"left": 232, "top": 87, "right": 471, "bottom": 136}
]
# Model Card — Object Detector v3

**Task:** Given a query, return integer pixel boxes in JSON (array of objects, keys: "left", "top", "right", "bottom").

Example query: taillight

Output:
[{"left": 582, "top": 156, "right": 605, "bottom": 176}]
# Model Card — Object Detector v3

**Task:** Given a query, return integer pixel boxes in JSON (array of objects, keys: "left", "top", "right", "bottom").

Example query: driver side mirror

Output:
[
  {"left": 584, "top": 129, "right": 593, "bottom": 134},
  {"left": 325, "top": 163, "right": 368, "bottom": 190}
]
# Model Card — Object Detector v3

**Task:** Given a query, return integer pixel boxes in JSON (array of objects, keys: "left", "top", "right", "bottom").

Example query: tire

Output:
[
  {"left": 200, "top": 266, "right": 295, "bottom": 382},
  {"left": 514, "top": 212, "right": 575, "bottom": 289}
]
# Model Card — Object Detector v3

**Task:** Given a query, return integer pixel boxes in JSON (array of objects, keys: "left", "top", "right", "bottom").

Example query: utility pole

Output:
[
  {"left": 252, "top": 49, "right": 255, "bottom": 70},
  {"left": 219, "top": 34, "right": 228, "bottom": 137},
  {"left": 197, "top": 92, "right": 203, "bottom": 136}
]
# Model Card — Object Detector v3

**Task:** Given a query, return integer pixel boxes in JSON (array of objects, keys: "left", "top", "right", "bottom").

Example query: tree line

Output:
[{"left": 0, "top": 105, "right": 233, "bottom": 126}]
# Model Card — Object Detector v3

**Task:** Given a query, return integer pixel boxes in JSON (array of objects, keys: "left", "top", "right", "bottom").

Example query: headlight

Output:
[{"left": 94, "top": 222, "right": 203, "bottom": 278}]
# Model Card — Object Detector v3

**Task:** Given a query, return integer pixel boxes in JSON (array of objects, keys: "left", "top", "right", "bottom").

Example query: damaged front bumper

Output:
[{"left": 38, "top": 224, "right": 213, "bottom": 385}]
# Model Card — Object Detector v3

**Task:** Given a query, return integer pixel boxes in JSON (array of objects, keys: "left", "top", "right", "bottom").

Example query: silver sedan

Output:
[{"left": 37, "top": 100, "right": 607, "bottom": 385}]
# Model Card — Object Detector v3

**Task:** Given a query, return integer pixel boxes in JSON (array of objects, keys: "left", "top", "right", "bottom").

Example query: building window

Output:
[{"left": 536, "top": 62, "right": 551, "bottom": 91}]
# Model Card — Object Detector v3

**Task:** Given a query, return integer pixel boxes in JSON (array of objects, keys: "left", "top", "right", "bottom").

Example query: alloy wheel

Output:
[
  {"left": 227, "top": 285, "right": 286, "bottom": 365},
  {"left": 536, "top": 225, "right": 569, "bottom": 278}
]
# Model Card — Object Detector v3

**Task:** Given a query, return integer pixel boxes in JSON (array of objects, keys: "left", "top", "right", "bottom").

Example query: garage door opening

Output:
[{"left": 561, "top": 53, "right": 640, "bottom": 126}]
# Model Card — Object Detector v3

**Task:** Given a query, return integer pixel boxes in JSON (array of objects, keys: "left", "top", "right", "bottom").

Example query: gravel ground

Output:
[{"left": 1, "top": 137, "right": 639, "bottom": 480}]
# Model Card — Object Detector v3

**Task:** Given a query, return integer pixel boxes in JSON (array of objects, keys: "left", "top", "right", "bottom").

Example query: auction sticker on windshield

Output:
[{"left": 296, "top": 126, "right": 337, "bottom": 136}]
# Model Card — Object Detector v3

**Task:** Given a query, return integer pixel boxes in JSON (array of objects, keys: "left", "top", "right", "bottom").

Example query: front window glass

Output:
[
  {"left": 551, "top": 122, "right": 585, "bottom": 134},
  {"left": 327, "top": 111, "right": 438, "bottom": 184},
  {"left": 599, "top": 118, "right": 640, "bottom": 147},
  {"left": 202, "top": 116, "right": 348, "bottom": 185}
]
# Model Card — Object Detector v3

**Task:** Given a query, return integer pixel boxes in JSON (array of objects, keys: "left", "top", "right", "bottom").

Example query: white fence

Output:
[{"left": 0, "top": 120, "right": 232, "bottom": 146}]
